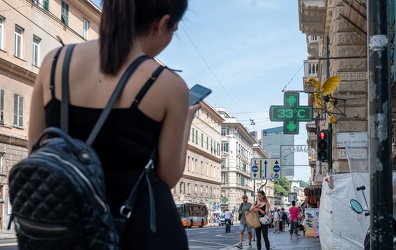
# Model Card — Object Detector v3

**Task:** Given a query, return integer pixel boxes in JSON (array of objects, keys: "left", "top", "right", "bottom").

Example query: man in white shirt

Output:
[
  {"left": 224, "top": 209, "right": 232, "bottom": 225},
  {"left": 273, "top": 207, "right": 280, "bottom": 233}
]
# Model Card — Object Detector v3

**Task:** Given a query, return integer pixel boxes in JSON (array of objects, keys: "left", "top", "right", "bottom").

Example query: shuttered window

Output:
[
  {"left": 43, "top": 0, "right": 49, "bottom": 10},
  {"left": 61, "top": 1, "right": 69, "bottom": 25},
  {"left": 13, "top": 94, "right": 23, "bottom": 128},
  {"left": 0, "top": 90, "right": 3, "bottom": 124}
]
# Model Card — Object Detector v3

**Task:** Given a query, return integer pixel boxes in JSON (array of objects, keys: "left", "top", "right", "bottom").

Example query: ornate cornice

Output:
[
  {"left": 0, "top": 133, "right": 27, "bottom": 148},
  {"left": 71, "top": 0, "right": 101, "bottom": 24},
  {"left": 188, "top": 144, "right": 222, "bottom": 163},
  {"left": 0, "top": 58, "right": 36, "bottom": 85},
  {"left": 181, "top": 174, "right": 221, "bottom": 185}
]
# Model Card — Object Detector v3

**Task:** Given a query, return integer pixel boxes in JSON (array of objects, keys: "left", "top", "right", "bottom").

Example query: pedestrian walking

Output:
[
  {"left": 237, "top": 195, "right": 252, "bottom": 249},
  {"left": 289, "top": 201, "right": 299, "bottom": 239},
  {"left": 279, "top": 208, "right": 284, "bottom": 232},
  {"left": 273, "top": 207, "right": 280, "bottom": 233},
  {"left": 281, "top": 207, "right": 288, "bottom": 231},
  {"left": 250, "top": 190, "right": 271, "bottom": 250}
]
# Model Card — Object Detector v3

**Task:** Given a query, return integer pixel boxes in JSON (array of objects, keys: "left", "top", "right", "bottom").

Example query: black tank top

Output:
[
  {"left": 45, "top": 98, "right": 161, "bottom": 170},
  {"left": 44, "top": 57, "right": 164, "bottom": 214},
  {"left": 258, "top": 204, "right": 267, "bottom": 217}
]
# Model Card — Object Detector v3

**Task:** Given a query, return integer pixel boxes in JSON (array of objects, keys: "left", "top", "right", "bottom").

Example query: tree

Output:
[
  {"left": 274, "top": 184, "right": 288, "bottom": 196},
  {"left": 274, "top": 176, "right": 290, "bottom": 192}
]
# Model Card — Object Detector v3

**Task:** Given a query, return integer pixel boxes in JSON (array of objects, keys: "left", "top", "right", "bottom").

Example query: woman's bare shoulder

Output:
[
  {"left": 36, "top": 46, "right": 65, "bottom": 85},
  {"left": 154, "top": 67, "right": 188, "bottom": 99}
]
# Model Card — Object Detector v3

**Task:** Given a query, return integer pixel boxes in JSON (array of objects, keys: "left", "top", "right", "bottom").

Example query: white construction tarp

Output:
[{"left": 319, "top": 173, "right": 369, "bottom": 250}]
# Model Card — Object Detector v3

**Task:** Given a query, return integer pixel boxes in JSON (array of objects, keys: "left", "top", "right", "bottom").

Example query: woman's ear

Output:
[{"left": 154, "top": 14, "right": 171, "bottom": 36}]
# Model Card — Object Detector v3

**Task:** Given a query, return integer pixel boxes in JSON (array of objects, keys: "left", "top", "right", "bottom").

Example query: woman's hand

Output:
[
  {"left": 250, "top": 202, "right": 260, "bottom": 211},
  {"left": 187, "top": 104, "right": 201, "bottom": 122}
]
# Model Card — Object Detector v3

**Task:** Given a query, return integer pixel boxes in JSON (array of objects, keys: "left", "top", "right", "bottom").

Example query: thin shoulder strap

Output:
[
  {"left": 61, "top": 44, "right": 77, "bottom": 132},
  {"left": 131, "top": 65, "right": 166, "bottom": 108},
  {"left": 49, "top": 47, "right": 64, "bottom": 99},
  {"left": 85, "top": 55, "right": 151, "bottom": 146}
]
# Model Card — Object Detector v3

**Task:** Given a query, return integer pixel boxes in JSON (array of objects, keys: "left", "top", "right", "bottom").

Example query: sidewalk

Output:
[
  {"left": 0, "top": 225, "right": 322, "bottom": 250},
  {"left": 0, "top": 230, "right": 16, "bottom": 240},
  {"left": 219, "top": 224, "right": 321, "bottom": 250}
]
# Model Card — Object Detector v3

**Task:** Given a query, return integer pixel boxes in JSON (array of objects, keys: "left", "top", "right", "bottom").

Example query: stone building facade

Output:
[
  {"left": 217, "top": 108, "right": 261, "bottom": 213},
  {"left": 299, "top": 0, "right": 369, "bottom": 181},
  {"left": 171, "top": 102, "right": 223, "bottom": 212},
  {"left": 0, "top": 0, "right": 100, "bottom": 229}
]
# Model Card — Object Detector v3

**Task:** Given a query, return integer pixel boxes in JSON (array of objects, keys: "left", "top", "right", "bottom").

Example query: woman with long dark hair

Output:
[
  {"left": 250, "top": 190, "right": 271, "bottom": 250},
  {"left": 28, "top": 1, "right": 196, "bottom": 249}
]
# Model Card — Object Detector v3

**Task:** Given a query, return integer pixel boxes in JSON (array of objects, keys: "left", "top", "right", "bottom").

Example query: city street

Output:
[
  {"left": 0, "top": 223, "right": 322, "bottom": 250},
  {"left": 186, "top": 224, "right": 240, "bottom": 249},
  {"left": 187, "top": 222, "right": 321, "bottom": 250}
]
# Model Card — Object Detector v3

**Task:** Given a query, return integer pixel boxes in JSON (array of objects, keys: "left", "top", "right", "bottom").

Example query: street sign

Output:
[
  {"left": 336, "top": 132, "right": 368, "bottom": 148},
  {"left": 269, "top": 92, "right": 313, "bottom": 134},
  {"left": 251, "top": 158, "right": 281, "bottom": 180},
  {"left": 288, "top": 192, "right": 297, "bottom": 202},
  {"left": 251, "top": 165, "right": 259, "bottom": 178},
  {"left": 250, "top": 160, "right": 261, "bottom": 179}
]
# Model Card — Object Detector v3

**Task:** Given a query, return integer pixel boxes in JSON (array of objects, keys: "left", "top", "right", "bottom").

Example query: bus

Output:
[{"left": 175, "top": 202, "right": 208, "bottom": 228}]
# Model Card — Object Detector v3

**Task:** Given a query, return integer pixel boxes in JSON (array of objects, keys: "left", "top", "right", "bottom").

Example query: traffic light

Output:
[{"left": 317, "top": 130, "right": 329, "bottom": 162}]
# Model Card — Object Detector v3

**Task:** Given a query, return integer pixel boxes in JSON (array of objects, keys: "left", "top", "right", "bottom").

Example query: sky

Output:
[{"left": 92, "top": 0, "right": 311, "bottom": 181}]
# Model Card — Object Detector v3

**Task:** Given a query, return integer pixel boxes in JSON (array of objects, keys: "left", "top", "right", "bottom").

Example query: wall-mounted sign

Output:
[
  {"left": 336, "top": 132, "right": 368, "bottom": 148},
  {"left": 269, "top": 92, "right": 313, "bottom": 134}
]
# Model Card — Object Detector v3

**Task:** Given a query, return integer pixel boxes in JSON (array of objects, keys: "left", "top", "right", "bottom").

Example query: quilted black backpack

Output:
[{"left": 8, "top": 45, "right": 159, "bottom": 249}]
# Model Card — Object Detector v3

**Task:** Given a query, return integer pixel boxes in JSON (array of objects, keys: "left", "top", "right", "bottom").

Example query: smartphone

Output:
[{"left": 189, "top": 84, "right": 212, "bottom": 106}]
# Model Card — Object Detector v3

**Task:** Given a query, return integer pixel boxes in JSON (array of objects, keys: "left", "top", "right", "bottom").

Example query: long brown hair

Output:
[
  {"left": 258, "top": 190, "right": 269, "bottom": 204},
  {"left": 99, "top": 0, "right": 188, "bottom": 75}
]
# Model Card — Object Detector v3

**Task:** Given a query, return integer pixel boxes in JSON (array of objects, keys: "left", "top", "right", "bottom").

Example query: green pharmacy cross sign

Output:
[{"left": 269, "top": 92, "right": 313, "bottom": 134}]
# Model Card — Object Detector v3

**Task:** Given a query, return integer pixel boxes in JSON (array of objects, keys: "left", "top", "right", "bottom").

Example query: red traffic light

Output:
[
  {"left": 318, "top": 131, "right": 327, "bottom": 140},
  {"left": 317, "top": 130, "right": 329, "bottom": 162}
]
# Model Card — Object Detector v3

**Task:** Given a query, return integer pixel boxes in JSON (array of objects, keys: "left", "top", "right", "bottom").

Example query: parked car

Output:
[{"left": 218, "top": 214, "right": 233, "bottom": 226}]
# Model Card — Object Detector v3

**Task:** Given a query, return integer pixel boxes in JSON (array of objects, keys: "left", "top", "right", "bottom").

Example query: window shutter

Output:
[
  {"left": 13, "top": 94, "right": 17, "bottom": 125},
  {"left": 43, "top": 0, "right": 49, "bottom": 10},
  {"left": 0, "top": 90, "right": 3, "bottom": 124},
  {"left": 18, "top": 95, "right": 23, "bottom": 127},
  {"left": 61, "top": 2, "right": 69, "bottom": 25}
]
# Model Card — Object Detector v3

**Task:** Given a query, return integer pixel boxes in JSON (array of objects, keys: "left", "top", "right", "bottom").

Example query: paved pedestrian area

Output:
[
  {"left": 0, "top": 230, "right": 16, "bottom": 240},
  {"left": 1, "top": 225, "right": 322, "bottom": 249},
  {"left": 219, "top": 225, "right": 321, "bottom": 250}
]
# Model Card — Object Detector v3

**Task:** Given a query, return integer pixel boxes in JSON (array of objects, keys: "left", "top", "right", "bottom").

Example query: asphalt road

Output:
[
  {"left": 186, "top": 224, "right": 241, "bottom": 250},
  {"left": 0, "top": 225, "right": 239, "bottom": 250},
  {"left": 0, "top": 239, "right": 17, "bottom": 250}
]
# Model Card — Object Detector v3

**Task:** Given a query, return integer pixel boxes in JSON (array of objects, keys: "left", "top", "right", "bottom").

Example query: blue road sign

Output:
[
  {"left": 252, "top": 165, "right": 258, "bottom": 173},
  {"left": 273, "top": 165, "right": 280, "bottom": 172}
]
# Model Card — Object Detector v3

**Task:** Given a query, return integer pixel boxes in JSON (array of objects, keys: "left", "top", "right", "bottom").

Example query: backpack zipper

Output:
[
  {"left": 40, "top": 151, "right": 107, "bottom": 213},
  {"left": 16, "top": 217, "right": 68, "bottom": 232}
]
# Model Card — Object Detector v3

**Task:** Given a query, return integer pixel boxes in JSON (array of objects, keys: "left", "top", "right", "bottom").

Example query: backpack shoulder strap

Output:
[
  {"left": 86, "top": 55, "right": 151, "bottom": 146},
  {"left": 61, "top": 44, "right": 77, "bottom": 133},
  {"left": 131, "top": 65, "right": 166, "bottom": 108},
  {"left": 49, "top": 47, "right": 64, "bottom": 99}
]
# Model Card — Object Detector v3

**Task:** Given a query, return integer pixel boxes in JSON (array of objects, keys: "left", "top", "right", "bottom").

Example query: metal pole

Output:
[
  {"left": 328, "top": 123, "right": 333, "bottom": 173},
  {"left": 367, "top": 0, "right": 393, "bottom": 248}
]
